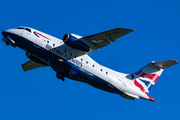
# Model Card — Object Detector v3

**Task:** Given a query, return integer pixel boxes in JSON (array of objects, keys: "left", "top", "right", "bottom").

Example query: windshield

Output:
[
  {"left": 15, "top": 27, "right": 25, "bottom": 29},
  {"left": 14, "top": 27, "right": 31, "bottom": 33}
]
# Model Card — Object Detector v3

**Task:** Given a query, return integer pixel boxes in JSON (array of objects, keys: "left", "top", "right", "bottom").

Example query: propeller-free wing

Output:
[{"left": 81, "top": 28, "right": 134, "bottom": 51}]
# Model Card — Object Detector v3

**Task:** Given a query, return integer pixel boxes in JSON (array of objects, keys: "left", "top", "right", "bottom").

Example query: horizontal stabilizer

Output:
[
  {"left": 22, "top": 60, "right": 47, "bottom": 71},
  {"left": 151, "top": 60, "right": 178, "bottom": 69}
]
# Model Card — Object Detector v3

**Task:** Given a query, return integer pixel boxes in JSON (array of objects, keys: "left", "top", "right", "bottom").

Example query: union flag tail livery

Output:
[
  {"left": 2, "top": 27, "right": 178, "bottom": 101},
  {"left": 129, "top": 60, "right": 178, "bottom": 101}
]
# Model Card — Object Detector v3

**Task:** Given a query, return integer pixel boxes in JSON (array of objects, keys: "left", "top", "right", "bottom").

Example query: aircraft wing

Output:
[
  {"left": 21, "top": 60, "right": 47, "bottom": 71},
  {"left": 81, "top": 28, "right": 134, "bottom": 51}
]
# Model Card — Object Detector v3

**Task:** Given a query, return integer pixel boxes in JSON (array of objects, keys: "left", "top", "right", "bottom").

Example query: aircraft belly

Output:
[{"left": 73, "top": 68, "right": 123, "bottom": 95}]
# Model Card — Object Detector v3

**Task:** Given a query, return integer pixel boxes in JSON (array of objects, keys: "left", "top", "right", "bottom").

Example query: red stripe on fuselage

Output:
[{"left": 35, "top": 31, "right": 50, "bottom": 40}]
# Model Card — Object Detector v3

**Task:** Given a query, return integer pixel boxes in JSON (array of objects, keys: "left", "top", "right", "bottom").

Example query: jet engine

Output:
[
  {"left": 26, "top": 52, "right": 49, "bottom": 66},
  {"left": 62, "top": 34, "right": 90, "bottom": 52}
]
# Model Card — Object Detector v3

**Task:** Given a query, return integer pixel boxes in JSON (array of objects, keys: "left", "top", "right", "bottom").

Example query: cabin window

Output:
[
  {"left": 100, "top": 69, "right": 103, "bottom": 72},
  {"left": 81, "top": 58, "right": 83, "bottom": 61},
  {"left": 74, "top": 55, "right": 77, "bottom": 58},
  {"left": 53, "top": 43, "right": 55, "bottom": 47},
  {"left": 47, "top": 41, "right": 49, "bottom": 44},
  {"left": 70, "top": 53, "right": 72, "bottom": 56},
  {"left": 92, "top": 65, "right": 95, "bottom": 67},
  {"left": 64, "top": 50, "right": 66, "bottom": 53},
  {"left": 86, "top": 61, "right": 88, "bottom": 64},
  {"left": 106, "top": 72, "right": 108, "bottom": 75}
]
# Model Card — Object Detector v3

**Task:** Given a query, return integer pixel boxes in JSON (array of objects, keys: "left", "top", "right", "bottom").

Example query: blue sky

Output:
[{"left": 0, "top": 0, "right": 180, "bottom": 119}]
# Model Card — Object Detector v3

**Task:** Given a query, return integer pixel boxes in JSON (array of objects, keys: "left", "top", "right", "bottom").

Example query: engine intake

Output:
[{"left": 63, "top": 34, "right": 90, "bottom": 52}]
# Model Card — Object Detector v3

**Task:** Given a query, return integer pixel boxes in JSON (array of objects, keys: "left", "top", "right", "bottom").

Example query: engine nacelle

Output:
[
  {"left": 26, "top": 52, "right": 49, "bottom": 66},
  {"left": 62, "top": 34, "right": 90, "bottom": 52}
]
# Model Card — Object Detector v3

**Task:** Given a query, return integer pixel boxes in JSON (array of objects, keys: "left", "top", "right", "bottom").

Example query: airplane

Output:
[{"left": 1, "top": 26, "right": 178, "bottom": 101}]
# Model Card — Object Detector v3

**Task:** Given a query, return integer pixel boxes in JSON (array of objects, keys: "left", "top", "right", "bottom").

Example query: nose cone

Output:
[
  {"left": 1, "top": 28, "right": 20, "bottom": 42},
  {"left": 2, "top": 30, "right": 8, "bottom": 37},
  {"left": 2, "top": 29, "right": 20, "bottom": 39},
  {"left": 1, "top": 29, "right": 19, "bottom": 47},
  {"left": 2, "top": 29, "right": 14, "bottom": 38}
]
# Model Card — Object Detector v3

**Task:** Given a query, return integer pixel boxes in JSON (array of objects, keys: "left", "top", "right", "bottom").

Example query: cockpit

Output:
[
  {"left": 14, "top": 27, "right": 32, "bottom": 33},
  {"left": 14, "top": 27, "right": 40, "bottom": 38}
]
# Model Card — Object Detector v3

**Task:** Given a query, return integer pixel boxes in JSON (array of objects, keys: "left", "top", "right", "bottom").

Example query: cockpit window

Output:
[
  {"left": 15, "top": 27, "right": 31, "bottom": 33},
  {"left": 15, "top": 27, "right": 25, "bottom": 29},
  {"left": 25, "top": 28, "right": 31, "bottom": 33}
]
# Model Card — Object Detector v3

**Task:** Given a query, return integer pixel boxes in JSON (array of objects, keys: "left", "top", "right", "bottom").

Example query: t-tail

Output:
[{"left": 129, "top": 60, "right": 178, "bottom": 101}]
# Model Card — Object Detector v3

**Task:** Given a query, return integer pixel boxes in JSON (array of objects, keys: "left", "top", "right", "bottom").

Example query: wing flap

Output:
[{"left": 21, "top": 60, "right": 47, "bottom": 72}]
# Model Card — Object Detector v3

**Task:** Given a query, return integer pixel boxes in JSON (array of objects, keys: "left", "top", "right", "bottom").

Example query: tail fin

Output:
[{"left": 131, "top": 60, "right": 178, "bottom": 94}]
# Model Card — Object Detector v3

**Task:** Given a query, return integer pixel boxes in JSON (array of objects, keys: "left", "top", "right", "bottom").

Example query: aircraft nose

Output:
[
  {"left": 2, "top": 29, "right": 14, "bottom": 38},
  {"left": 2, "top": 29, "right": 20, "bottom": 39},
  {"left": 1, "top": 29, "right": 18, "bottom": 47},
  {"left": 2, "top": 30, "right": 8, "bottom": 37}
]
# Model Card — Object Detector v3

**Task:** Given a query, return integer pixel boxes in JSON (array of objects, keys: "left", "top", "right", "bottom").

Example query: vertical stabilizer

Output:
[{"left": 131, "top": 60, "right": 178, "bottom": 95}]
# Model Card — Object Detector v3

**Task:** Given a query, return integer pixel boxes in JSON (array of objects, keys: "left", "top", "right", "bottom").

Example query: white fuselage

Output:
[{"left": 2, "top": 27, "right": 151, "bottom": 101}]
